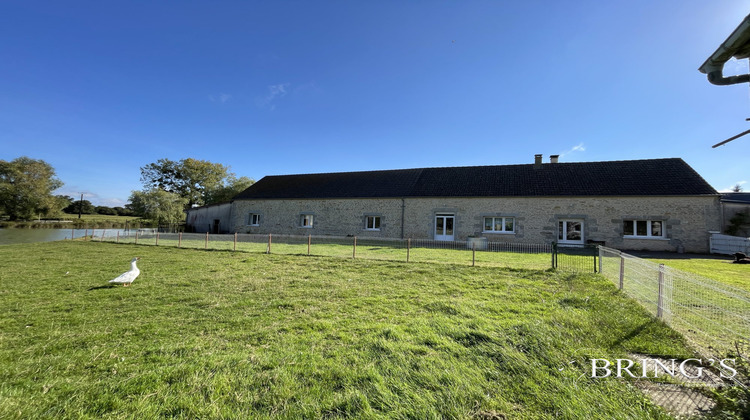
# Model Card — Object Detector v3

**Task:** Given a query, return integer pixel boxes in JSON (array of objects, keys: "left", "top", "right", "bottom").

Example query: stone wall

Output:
[
  {"left": 230, "top": 198, "right": 404, "bottom": 238},
  {"left": 229, "top": 195, "right": 721, "bottom": 253}
]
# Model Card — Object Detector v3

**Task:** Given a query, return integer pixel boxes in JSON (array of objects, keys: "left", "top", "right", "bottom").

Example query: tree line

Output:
[{"left": 0, "top": 156, "right": 254, "bottom": 224}]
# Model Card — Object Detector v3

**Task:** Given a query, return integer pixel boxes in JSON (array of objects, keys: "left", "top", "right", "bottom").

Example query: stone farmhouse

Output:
[{"left": 186, "top": 156, "right": 721, "bottom": 253}]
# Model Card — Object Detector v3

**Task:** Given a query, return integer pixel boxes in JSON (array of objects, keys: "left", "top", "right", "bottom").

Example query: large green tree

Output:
[
  {"left": 0, "top": 157, "right": 64, "bottom": 220},
  {"left": 63, "top": 199, "right": 96, "bottom": 215},
  {"left": 203, "top": 174, "right": 255, "bottom": 204},
  {"left": 128, "top": 189, "right": 188, "bottom": 225},
  {"left": 139, "top": 158, "right": 252, "bottom": 209}
]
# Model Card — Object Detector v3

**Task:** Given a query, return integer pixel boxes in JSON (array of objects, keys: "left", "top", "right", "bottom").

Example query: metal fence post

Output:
[
  {"left": 598, "top": 247, "right": 602, "bottom": 273},
  {"left": 657, "top": 264, "right": 664, "bottom": 319},
  {"left": 234, "top": 232, "right": 237, "bottom": 251},
  {"left": 308, "top": 234, "right": 311, "bottom": 256},
  {"left": 407, "top": 238, "right": 411, "bottom": 262},
  {"left": 593, "top": 252, "right": 597, "bottom": 273},
  {"left": 551, "top": 242, "right": 557, "bottom": 269},
  {"left": 205, "top": 232, "right": 208, "bottom": 249},
  {"left": 619, "top": 254, "right": 625, "bottom": 290},
  {"left": 472, "top": 241, "right": 476, "bottom": 267}
]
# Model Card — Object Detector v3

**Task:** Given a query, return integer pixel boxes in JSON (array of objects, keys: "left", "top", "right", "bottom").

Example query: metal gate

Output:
[{"left": 552, "top": 243, "right": 599, "bottom": 273}]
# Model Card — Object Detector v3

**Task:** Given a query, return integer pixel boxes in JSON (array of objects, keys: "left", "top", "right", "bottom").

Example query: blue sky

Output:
[{"left": 2, "top": 1, "right": 749, "bottom": 206}]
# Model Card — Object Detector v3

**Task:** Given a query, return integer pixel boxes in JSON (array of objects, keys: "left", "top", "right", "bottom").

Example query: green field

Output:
[
  {"left": 645, "top": 255, "right": 750, "bottom": 293},
  {"left": 61, "top": 214, "right": 141, "bottom": 223},
  {"left": 1, "top": 214, "right": 142, "bottom": 229},
  {"left": 0, "top": 241, "right": 696, "bottom": 419}
]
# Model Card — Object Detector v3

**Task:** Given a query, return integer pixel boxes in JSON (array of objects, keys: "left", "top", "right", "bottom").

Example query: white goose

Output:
[{"left": 109, "top": 257, "right": 141, "bottom": 287}]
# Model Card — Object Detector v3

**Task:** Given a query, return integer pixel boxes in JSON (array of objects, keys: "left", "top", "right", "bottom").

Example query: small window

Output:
[
  {"left": 365, "top": 215, "right": 381, "bottom": 231},
  {"left": 300, "top": 214, "right": 314, "bottom": 228},
  {"left": 248, "top": 213, "right": 260, "bottom": 226},
  {"left": 624, "top": 220, "right": 664, "bottom": 238},
  {"left": 483, "top": 216, "right": 514, "bottom": 233}
]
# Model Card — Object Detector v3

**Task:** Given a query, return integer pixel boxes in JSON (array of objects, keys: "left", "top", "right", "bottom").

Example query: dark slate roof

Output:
[
  {"left": 234, "top": 158, "right": 718, "bottom": 200},
  {"left": 721, "top": 192, "right": 750, "bottom": 204}
]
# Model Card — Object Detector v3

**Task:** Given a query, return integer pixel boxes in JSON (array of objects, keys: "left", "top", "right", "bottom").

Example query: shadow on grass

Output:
[
  {"left": 87, "top": 284, "right": 118, "bottom": 291},
  {"left": 611, "top": 321, "right": 651, "bottom": 349}
]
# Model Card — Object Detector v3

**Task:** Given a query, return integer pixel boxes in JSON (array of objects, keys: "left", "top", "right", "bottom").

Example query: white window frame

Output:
[
  {"left": 364, "top": 215, "right": 381, "bottom": 231},
  {"left": 623, "top": 220, "right": 665, "bottom": 239},
  {"left": 434, "top": 213, "right": 456, "bottom": 241},
  {"left": 558, "top": 219, "right": 584, "bottom": 245},
  {"left": 300, "top": 214, "right": 314, "bottom": 228},
  {"left": 248, "top": 213, "right": 261, "bottom": 226},
  {"left": 482, "top": 216, "right": 515, "bottom": 234}
]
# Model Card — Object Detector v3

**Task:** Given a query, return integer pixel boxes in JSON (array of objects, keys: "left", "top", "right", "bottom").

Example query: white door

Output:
[
  {"left": 435, "top": 214, "right": 455, "bottom": 241},
  {"left": 558, "top": 220, "right": 584, "bottom": 245}
]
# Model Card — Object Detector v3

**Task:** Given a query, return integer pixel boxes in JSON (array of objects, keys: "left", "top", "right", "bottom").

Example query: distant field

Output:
[
  {"left": 60, "top": 214, "right": 140, "bottom": 222},
  {"left": 1, "top": 214, "right": 143, "bottom": 229},
  {"left": 0, "top": 241, "right": 693, "bottom": 419},
  {"left": 645, "top": 255, "right": 750, "bottom": 292}
]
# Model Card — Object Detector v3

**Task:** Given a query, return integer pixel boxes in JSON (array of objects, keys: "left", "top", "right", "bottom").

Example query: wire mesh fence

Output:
[
  {"left": 552, "top": 244, "right": 599, "bottom": 273},
  {"left": 599, "top": 246, "right": 750, "bottom": 363},
  {"left": 95, "top": 231, "right": 555, "bottom": 270}
]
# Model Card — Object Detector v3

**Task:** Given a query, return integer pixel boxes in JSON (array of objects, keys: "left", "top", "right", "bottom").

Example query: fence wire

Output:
[
  {"left": 96, "top": 231, "right": 553, "bottom": 270},
  {"left": 599, "top": 246, "right": 750, "bottom": 364}
]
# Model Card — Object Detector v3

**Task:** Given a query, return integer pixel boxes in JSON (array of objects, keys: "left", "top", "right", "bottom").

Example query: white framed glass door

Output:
[
  {"left": 435, "top": 214, "right": 455, "bottom": 241},
  {"left": 558, "top": 219, "right": 584, "bottom": 245}
]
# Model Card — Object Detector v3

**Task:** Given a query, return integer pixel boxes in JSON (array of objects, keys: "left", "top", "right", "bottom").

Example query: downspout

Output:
[{"left": 705, "top": 71, "right": 750, "bottom": 86}]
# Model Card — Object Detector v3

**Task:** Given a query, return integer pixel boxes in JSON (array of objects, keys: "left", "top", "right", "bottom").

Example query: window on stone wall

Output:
[
  {"left": 300, "top": 214, "right": 314, "bottom": 228},
  {"left": 483, "top": 216, "right": 514, "bottom": 233},
  {"left": 623, "top": 220, "right": 664, "bottom": 238},
  {"left": 248, "top": 213, "right": 260, "bottom": 226},
  {"left": 364, "top": 215, "right": 381, "bottom": 231}
]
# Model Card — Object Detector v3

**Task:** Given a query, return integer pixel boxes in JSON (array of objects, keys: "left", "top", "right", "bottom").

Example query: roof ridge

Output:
[{"left": 262, "top": 157, "right": 686, "bottom": 178}]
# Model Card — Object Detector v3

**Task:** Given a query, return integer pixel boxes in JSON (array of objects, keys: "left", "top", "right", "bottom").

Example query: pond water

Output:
[{"left": 0, "top": 228, "right": 132, "bottom": 245}]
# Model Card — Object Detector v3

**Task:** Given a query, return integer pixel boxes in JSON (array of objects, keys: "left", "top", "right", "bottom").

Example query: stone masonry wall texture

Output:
[{"left": 230, "top": 195, "right": 721, "bottom": 254}]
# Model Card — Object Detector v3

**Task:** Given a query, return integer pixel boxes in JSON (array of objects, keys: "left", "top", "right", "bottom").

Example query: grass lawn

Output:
[
  {"left": 644, "top": 254, "right": 750, "bottom": 293},
  {"left": 0, "top": 241, "right": 695, "bottom": 419}
]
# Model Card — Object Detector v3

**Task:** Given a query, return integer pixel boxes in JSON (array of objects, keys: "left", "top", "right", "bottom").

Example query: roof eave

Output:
[{"left": 699, "top": 14, "right": 750, "bottom": 85}]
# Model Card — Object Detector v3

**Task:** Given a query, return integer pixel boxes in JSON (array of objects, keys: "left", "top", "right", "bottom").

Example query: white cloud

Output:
[
  {"left": 559, "top": 142, "right": 586, "bottom": 158},
  {"left": 209, "top": 93, "right": 232, "bottom": 103},
  {"left": 54, "top": 189, "right": 128, "bottom": 207},
  {"left": 257, "top": 83, "right": 291, "bottom": 110},
  {"left": 725, "top": 58, "right": 749, "bottom": 76},
  {"left": 720, "top": 180, "right": 748, "bottom": 192}
]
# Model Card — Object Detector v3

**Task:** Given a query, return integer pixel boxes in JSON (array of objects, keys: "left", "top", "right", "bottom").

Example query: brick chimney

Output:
[{"left": 534, "top": 154, "right": 542, "bottom": 168}]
